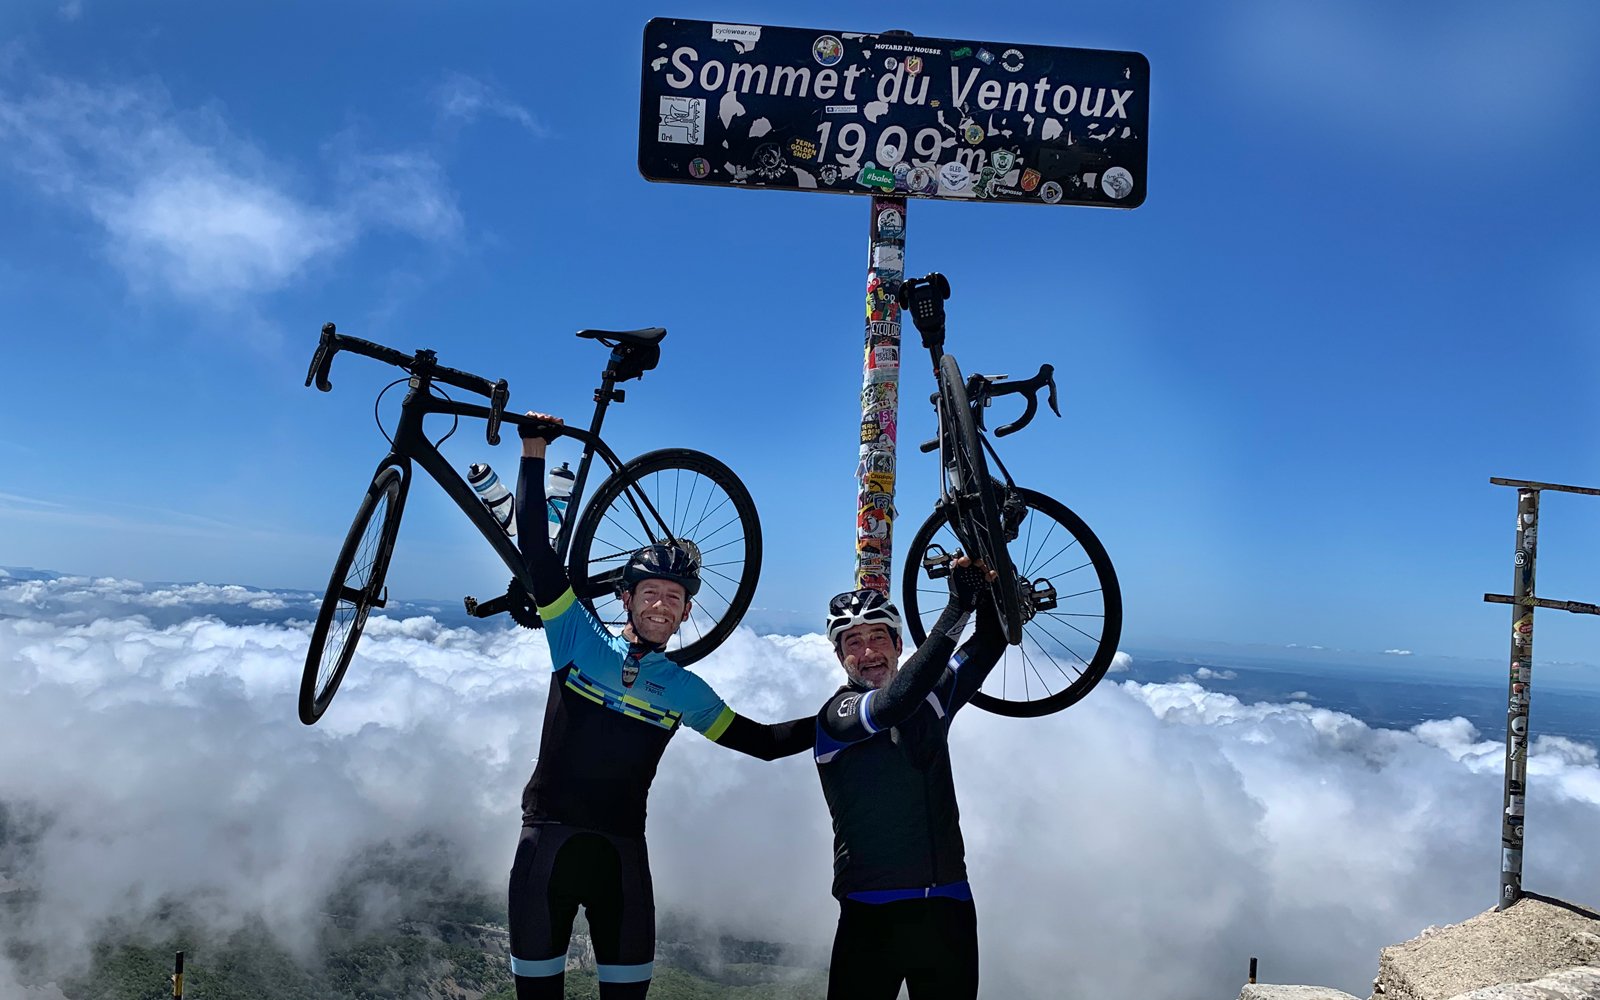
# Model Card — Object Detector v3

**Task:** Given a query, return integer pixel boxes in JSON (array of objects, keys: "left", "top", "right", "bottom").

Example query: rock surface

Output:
[
  {"left": 1373, "top": 898, "right": 1600, "bottom": 1000},
  {"left": 1241, "top": 986, "right": 1362, "bottom": 1000},
  {"left": 1444, "top": 966, "right": 1600, "bottom": 1000}
]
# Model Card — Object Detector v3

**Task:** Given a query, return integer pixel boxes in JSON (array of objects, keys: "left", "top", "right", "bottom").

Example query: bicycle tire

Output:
[
  {"left": 566, "top": 448, "right": 761, "bottom": 665},
  {"left": 939, "top": 353, "right": 1024, "bottom": 644},
  {"left": 902, "top": 487, "right": 1122, "bottom": 717},
  {"left": 299, "top": 465, "right": 406, "bottom": 725}
]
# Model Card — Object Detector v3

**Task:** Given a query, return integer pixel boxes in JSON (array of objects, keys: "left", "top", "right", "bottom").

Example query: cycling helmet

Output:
[
  {"left": 621, "top": 542, "right": 701, "bottom": 598},
  {"left": 826, "top": 589, "right": 902, "bottom": 646}
]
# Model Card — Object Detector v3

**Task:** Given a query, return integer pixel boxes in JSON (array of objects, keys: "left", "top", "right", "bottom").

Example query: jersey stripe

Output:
[
  {"left": 536, "top": 587, "right": 577, "bottom": 620},
  {"left": 564, "top": 667, "right": 683, "bottom": 731},
  {"left": 703, "top": 705, "right": 736, "bottom": 741}
]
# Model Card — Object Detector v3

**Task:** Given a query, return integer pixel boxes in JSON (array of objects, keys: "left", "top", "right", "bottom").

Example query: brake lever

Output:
[
  {"left": 485, "top": 379, "right": 510, "bottom": 446},
  {"left": 306, "top": 322, "right": 339, "bottom": 392},
  {"left": 1043, "top": 364, "right": 1061, "bottom": 418}
]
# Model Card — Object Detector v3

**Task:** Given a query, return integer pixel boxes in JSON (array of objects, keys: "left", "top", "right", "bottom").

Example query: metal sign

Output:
[{"left": 639, "top": 18, "right": 1149, "bottom": 208}]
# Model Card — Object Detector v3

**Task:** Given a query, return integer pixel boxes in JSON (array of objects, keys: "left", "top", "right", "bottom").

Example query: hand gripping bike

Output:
[
  {"left": 296, "top": 323, "right": 761, "bottom": 725},
  {"left": 897, "top": 273, "right": 1122, "bottom": 717}
]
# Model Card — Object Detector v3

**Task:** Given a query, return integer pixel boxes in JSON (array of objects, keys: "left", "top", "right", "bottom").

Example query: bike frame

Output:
[
  {"left": 369, "top": 357, "right": 671, "bottom": 601},
  {"left": 928, "top": 347, "right": 1021, "bottom": 505}
]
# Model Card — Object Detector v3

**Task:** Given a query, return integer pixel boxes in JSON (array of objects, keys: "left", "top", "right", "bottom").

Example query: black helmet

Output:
[
  {"left": 621, "top": 542, "right": 701, "bottom": 598},
  {"left": 825, "top": 589, "right": 902, "bottom": 646}
]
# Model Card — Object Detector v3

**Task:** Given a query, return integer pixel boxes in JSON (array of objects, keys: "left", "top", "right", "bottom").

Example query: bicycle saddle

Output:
[{"left": 577, "top": 327, "right": 666, "bottom": 347}]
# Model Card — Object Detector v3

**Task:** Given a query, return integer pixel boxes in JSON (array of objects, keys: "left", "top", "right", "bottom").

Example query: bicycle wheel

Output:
[
  {"left": 902, "top": 487, "right": 1122, "bottom": 717},
  {"left": 939, "top": 353, "right": 1023, "bottom": 643},
  {"left": 566, "top": 448, "right": 761, "bottom": 665},
  {"left": 299, "top": 465, "right": 406, "bottom": 725}
]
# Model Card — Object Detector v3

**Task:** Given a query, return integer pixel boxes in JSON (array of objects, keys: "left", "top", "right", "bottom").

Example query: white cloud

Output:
[
  {"left": 1194, "top": 666, "right": 1237, "bottom": 680},
  {"left": 431, "top": 72, "right": 547, "bottom": 136},
  {"left": 0, "top": 72, "right": 460, "bottom": 305},
  {"left": 1109, "top": 650, "right": 1133, "bottom": 673},
  {"left": 1385, "top": 649, "right": 1414, "bottom": 656},
  {"left": 1, "top": 577, "right": 1598, "bottom": 997}
]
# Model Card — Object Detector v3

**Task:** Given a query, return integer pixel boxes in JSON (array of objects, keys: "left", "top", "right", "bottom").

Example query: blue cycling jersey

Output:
[{"left": 521, "top": 586, "right": 735, "bottom": 835}]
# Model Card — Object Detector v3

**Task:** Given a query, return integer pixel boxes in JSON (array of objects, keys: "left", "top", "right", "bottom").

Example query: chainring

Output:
[{"left": 505, "top": 578, "right": 543, "bottom": 630}]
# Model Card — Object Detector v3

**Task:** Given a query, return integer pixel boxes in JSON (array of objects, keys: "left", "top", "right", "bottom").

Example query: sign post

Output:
[
  {"left": 857, "top": 196, "right": 905, "bottom": 592},
  {"left": 639, "top": 18, "right": 1149, "bottom": 595},
  {"left": 1483, "top": 477, "right": 1600, "bottom": 909}
]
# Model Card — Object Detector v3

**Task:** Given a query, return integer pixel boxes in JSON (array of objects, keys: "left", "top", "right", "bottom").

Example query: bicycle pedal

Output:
[
  {"left": 922, "top": 544, "right": 953, "bottom": 579},
  {"left": 1029, "top": 578, "right": 1058, "bottom": 613},
  {"left": 464, "top": 593, "right": 512, "bottom": 619}
]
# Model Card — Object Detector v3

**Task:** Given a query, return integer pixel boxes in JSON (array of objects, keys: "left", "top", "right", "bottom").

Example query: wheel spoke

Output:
[
  {"left": 697, "top": 534, "right": 748, "bottom": 559},
  {"left": 601, "top": 508, "right": 651, "bottom": 552},
  {"left": 1037, "top": 610, "right": 1108, "bottom": 646}
]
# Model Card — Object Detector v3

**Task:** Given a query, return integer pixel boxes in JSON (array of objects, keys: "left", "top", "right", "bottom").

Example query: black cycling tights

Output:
[
  {"left": 827, "top": 896, "right": 979, "bottom": 1000},
  {"left": 508, "top": 824, "right": 654, "bottom": 999}
]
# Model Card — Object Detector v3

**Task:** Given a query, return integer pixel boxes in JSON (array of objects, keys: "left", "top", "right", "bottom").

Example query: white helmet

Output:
[{"left": 826, "top": 589, "right": 902, "bottom": 646}]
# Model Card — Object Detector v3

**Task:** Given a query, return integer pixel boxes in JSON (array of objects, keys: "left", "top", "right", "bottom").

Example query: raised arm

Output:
[
  {"left": 945, "top": 594, "right": 1007, "bottom": 716},
  {"left": 515, "top": 414, "right": 569, "bottom": 608}
]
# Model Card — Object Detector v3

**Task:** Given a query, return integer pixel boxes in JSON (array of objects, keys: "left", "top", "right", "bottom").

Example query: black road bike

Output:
[
  {"left": 896, "top": 273, "right": 1122, "bottom": 717},
  {"left": 297, "top": 324, "right": 762, "bottom": 725}
]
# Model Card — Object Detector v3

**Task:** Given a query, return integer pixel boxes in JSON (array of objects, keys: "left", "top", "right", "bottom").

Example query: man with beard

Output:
[
  {"left": 508, "top": 413, "right": 812, "bottom": 1000},
  {"left": 812, "top": 562, "right": 1005, "bottom": 1000}
]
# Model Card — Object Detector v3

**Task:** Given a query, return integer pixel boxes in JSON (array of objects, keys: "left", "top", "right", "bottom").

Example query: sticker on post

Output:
[
  {"left": 872, "top": 244, "right": 904, "bottom": 276},
  {"left": 876, "top": 207, "right": 905, "bottom": 240}
]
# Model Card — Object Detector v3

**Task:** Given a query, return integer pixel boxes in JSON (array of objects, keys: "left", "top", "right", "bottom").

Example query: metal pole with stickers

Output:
[
  {"left": 857, "top": 195, "right": 905, "bottom": 592},
  {"left": 638, "top": 16, "right": 1148, "bottom": 598},
  {"left": 1481, "top": 476, "right": 1600, "bottom": 910}
]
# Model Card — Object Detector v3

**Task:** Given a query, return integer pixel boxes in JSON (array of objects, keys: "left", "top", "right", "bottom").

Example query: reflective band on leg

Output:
[
  {"left": 596, "top": 961, "right": 654, "bottom": 983},
  {"left": 510, "top": 954, "right": 566, "bottom": 978}
]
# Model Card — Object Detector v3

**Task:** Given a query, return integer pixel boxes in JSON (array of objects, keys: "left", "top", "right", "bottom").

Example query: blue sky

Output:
[{"left": 2, "top": 1, "right": 1598, "bottom": 670}]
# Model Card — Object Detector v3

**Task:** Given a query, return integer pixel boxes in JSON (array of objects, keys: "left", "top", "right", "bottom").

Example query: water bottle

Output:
[
  {"left": 546, "top": 461, "right": 575, "bottom": 542},
  {"left": 467, "top": 463, "right": 516, "bottom": 536}
]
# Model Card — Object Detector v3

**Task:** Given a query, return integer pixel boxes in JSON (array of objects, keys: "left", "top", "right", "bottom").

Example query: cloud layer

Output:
[
  {"left": 0, "top": 72, "right": 461, "bottom": 304},
  {"left": 2, "top": 573, "right": 1598, "bottom": 997}
]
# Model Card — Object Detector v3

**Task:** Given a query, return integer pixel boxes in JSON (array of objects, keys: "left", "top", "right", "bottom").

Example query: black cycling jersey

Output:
[
  {"left": 813, "top": 599, "right": 1004, "bottom": 899},
  {"left": 507, "top": 455, "right": 811, "bottom": 997}
]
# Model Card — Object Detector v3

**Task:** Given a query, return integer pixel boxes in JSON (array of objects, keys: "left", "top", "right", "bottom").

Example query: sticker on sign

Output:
[
  {"left": 658, "top": 96, "right": 706, "bottom": 145},
  {"left": 711, "top": 24, "right": 762, "bottom": 52}
]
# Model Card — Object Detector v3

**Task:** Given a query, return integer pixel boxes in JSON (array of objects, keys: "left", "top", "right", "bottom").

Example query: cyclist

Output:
[
  {"left": 508, "top": 412, "right": 812, "bottom": 1000},
  {"left": 813, "top": 560, "right": 1005, "bottom": 1000}
]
